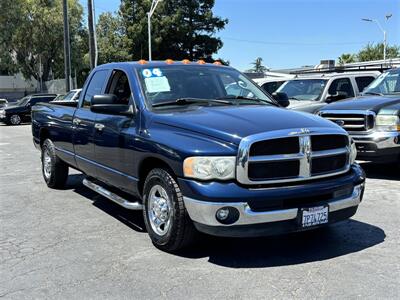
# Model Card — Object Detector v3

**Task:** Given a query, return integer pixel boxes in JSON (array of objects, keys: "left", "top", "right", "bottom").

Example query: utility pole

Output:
[
  {"left": 88, "top": 0, "right": 98, "bottom": 69},
  {"left": 362, "top": 14, "right": 392, "bottom": 61},
  {"left": 62, "top": 0, "right": 71, "bottom": 92},
  {"left": 148, "top": 0, "right": 163, "bottom": 61}
]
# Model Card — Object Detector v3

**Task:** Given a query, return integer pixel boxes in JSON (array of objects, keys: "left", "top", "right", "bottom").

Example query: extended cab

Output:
[
  {"left": 0, "top": 93, "right": 57, "bottom": 125},
  {"left": 32, "top": 61, "right": 365, "bottom": 251},
  {"left": 275, "top": 72, "right": 379, "bottom": 113},
  {"left": 320, "top": 68, "right": 400, "bottom": 164}
]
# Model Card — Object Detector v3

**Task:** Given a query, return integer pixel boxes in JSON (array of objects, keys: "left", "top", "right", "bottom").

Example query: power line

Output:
[{"left": 221, "top": 36, "right": 370, "bottom": 46}]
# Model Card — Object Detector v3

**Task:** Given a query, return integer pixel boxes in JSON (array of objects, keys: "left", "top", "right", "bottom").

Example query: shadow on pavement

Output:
[
  {"left": 359, "top": 162, "right": 399, "bottom": 180},
  {"left": 66, "top": 173, "right": 385, "bottom": 268}
]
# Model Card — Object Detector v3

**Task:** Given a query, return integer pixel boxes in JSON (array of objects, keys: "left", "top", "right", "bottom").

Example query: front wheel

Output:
[
  {"left": 9, "top": 114, "right": 21, "bottom": 125},
  {"left": 41, "top": 139, "right": 69, "bottom": 188},
  {"left": 143, "top": 168, "right": 197, "bottom": 252}
]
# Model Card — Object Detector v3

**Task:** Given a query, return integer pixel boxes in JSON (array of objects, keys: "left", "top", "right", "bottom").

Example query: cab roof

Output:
[{"left": 96, "top": 60, "right": 232, "bottom": 70}]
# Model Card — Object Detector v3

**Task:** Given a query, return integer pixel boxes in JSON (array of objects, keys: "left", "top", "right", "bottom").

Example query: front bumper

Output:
[
  {"left": 179, "top": 165, "right": 365, "bottom": 237},
  {"left": 352, "top": 131, "right": 400, "bottom": 161}
]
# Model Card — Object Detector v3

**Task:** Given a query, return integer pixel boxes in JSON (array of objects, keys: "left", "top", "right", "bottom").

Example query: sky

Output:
[{"left": 80, "top": 0, "right": 400, "bottom": 71}]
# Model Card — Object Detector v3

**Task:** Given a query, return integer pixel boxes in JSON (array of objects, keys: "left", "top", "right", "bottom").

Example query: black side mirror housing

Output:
[
  {"left": 272, "top": 92, "right": 290, "bottom": 108},
  {"left": 326, "top": 91, "right": 348, "bottom": 103},
  {"left": 90, "top": 94, "right": 134, "bottom": 116}
]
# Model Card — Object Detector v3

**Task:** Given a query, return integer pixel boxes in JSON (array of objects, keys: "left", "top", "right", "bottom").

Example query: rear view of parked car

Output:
[{"left": 0, "top": 94, "right": 57, "bottom": 125}]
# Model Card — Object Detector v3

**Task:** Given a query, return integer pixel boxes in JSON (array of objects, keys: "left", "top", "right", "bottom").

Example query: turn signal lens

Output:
[
  {"left": 213, "top": 61, "right": 222, "bottom": 65},
  {"left": 197, "top": 60, "right": 206, "bottom": 65},
  {"left": 138, "top": 59, "right": 147, "bottom": 65},
  {"left": 165, "top": 59, "right": 174, "bottom": 64},
  {"left": 182, "top": 59, "right": 190, "bottom": 64}
]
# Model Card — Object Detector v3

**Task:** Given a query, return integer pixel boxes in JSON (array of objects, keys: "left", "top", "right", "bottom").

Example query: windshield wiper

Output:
[
  {"left": 216, "top": 95, "right": 276, "bottom": 106},
  {"left": 363, "top": 91, "right": 384, "bottom": 96},
  {"left": 289, "top": 97, "right": 301, "bottom": 101},
  {"left": 152, "top": 97, "right": 233, "bottom": 108}
]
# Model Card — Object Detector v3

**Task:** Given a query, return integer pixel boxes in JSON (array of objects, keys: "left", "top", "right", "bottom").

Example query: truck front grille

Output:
[
  {"left": 236, "top": 128, "right": 351, "bottom": 185},
  {"left": 320, "top": 111, "right": 375, "bottom": 133}
]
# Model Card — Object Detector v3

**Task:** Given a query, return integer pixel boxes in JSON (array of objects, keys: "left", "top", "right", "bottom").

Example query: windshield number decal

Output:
[{"left": 142, "top": 68, "right": 163, "bottom": 78}]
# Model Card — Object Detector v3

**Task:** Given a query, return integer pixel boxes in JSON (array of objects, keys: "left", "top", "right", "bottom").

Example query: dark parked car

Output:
[
  {"left": 320, "top": 68, "right": 400, "bottom": 164},
  {"left": 0, "top": 94, "right": 57, "bottom": 125},
  {"left": 31, "top": 61, "right": 364, "bottom": 252}
]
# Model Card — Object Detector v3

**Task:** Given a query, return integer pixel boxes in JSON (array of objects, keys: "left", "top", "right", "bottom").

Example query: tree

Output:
[
  {"left": 0, "top": 0, "right": 85, "bottom": 88},
  {"left": 119, "top": 0, "right": 228, "bottom": 61},
  {"left": 96, "top": 12, "right": 130, "bottom": 64},
  {"left": 250, "top": 57, "right": 268, "bottom": 73},
  {"left": 337, "top": 53, "right": 356, "bottom": 65},
  {"left": 357, "top": 43, "right": 400, "bottom": 61}
]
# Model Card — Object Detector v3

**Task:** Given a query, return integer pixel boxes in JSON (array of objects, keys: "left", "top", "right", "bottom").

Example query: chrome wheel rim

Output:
[
  {"left": 10, "top": 115, "right": 21, "bottom": 125},
  {"left": 43, "top": 149, "right": 52, "bottom": 179},
  {"left": 148, "top": 185, "right": 172, "bottom": 236}
]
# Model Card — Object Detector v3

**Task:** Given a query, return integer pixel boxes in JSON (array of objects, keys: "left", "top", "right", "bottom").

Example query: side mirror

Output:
[
  {"left": 90, "top": 94, "right": 134, "bottom": 116},
  {"left": 272, "top": 92, "right": 290, "bottom": 108},
  {"left": 326, "top": 91, "right": 348, "bottom": 103}
]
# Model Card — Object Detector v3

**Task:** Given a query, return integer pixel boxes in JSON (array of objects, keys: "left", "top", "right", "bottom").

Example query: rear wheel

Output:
[
  {"left": 143, "top": 168, "right": 197, "bottom": 252},
  {"left": 41, "top": 139, "right": 69, "bottom": 188},
  {"left": 9, "top": 114, "right": 21, "bottom": 125}
]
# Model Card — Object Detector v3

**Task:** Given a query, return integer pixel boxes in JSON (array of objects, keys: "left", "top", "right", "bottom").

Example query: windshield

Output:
[
  {"left": 363, "top": 69, "right": 400, "bottom": 95},
  {"left": 16, "top": 96, "right": 30, "bottom": 106},
  {"left": 276, "top": 79, "right": 328, "bottom": 101},
  {"left": 137, "top": 65, "right": 274, "bottom": 108}
]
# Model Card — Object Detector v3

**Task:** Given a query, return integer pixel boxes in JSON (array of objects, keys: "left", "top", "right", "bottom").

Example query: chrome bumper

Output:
[
  {"left": 351, "top": 131, "right": 400, "bottom": 150},
  {"left": 183, "top": 184, "right": 363, "bottom": 227}
]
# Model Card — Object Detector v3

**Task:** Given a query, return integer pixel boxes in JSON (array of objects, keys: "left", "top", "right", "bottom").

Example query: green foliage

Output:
[
  {"left": 0, "top": 0, "right": 86, "bottom": 84},
  {"left": 249, "top": 57, "right": 268, "bottom": 73},
  {"left": 119, "top": 0, "right": 228, "bottom": 61},
  {"left": 337, "top": 53, "right": 356, "bottom": 65},
  {"left": 96, "top": 12, "right": 130, "bottom": 64},
  {"left": 338, "top": 43, "right": 400, "bottom": 64},
  {"left": 357, "top": 43, "right": 399, "bottom": 61}
]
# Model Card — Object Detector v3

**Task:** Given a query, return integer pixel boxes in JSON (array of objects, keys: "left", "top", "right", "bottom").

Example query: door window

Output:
[
  {"left": 328, "top": 78, "right": 354, "bottom": 98},
  {"left": 106, "top": 70, "right": 132, "bottom": 105},
  {"left": 355, "top": 76, "right": 376, "bottom": 93},
  {"left": 82, "top": 70, "right": 109, "bottom": 107}
]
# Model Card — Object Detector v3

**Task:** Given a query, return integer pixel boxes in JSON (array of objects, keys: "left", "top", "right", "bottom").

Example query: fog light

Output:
[
  {"left": 216, "top": 208, "right": 229, "bottom": 221},
  {"left": 215, "top": 207, "right": 240, "bottom": 225}
]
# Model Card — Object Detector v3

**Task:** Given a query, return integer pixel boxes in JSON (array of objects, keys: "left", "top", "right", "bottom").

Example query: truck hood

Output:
[
  {"left": 151, "top": 105, "right": 341, "bottom": 144},
  {"left": 321, "top": 95, "right": 400, "bottom": 113}
]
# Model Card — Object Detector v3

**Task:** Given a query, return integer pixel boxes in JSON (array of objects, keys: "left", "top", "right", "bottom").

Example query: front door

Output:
[
  {"left": 93, "top": 69, "right": 138, "bottom": 193},
  {"left": 73, "top": 69, "right": 110, "bottom": 176}
]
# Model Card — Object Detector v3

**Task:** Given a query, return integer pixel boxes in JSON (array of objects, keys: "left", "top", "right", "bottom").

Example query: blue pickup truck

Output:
[{"left": 32, "top": 61, "right": 365, "bottom": 252}]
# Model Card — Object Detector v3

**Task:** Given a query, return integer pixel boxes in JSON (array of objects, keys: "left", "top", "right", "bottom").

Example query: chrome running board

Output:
[{"left": 83, "top": 178, "right": 143, "bottom": 210}]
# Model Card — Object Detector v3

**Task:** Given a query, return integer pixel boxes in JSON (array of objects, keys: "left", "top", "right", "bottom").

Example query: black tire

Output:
[
  {"left": 143, "top": 168, "right": 197, "bottom": 252},
  {"left": 41, "top": 139, "right": 69, "bottom": 189},
  {"left": 8, "top": 114, "right": 21, "bottom": 125}
]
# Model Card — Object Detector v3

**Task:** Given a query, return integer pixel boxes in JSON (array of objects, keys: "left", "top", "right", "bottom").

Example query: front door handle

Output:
[
  {"left": 73, "top": 118, "right": 81, "bottom": 126},
  {"left": 94, "top": 123, "right": 105, "bottom": 131}
]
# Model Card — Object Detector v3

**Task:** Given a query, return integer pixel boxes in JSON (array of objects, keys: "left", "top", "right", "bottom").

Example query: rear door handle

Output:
[
  {"left": 73, "top": 118, "right": 81, "bottom": 126},
  {"left": 94, "top": 123, "right": 105, "bottom": 131}
]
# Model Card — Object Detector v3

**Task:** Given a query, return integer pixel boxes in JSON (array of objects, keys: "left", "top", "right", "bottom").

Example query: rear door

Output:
[
  {"left": 73, "top": 69, "right": 110, "bottom": 176},
  {"left": 354, "top": 76, "right": 376, "bottom": 94},
  {"left": 93, "top": 69, "right": 138, "bottom": 193},
  {"left": 327, "top": 77, "right": 355, "bottom": 100}
]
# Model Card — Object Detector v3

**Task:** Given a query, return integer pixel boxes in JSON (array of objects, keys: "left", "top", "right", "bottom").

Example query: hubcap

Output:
[
  {"left": 10, "top": 115, "right": 21, "bottom": 125},
  {"left": 43, "top": 149, "right": 52, "bottom": 179},
  {"left": 148, "top": 185, "right": 172, "bottom": 236}
]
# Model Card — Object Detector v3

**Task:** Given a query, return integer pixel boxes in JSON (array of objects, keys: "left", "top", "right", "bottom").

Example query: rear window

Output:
[{"left": 355, "top": 76, "right": 376, "bottom": 92}]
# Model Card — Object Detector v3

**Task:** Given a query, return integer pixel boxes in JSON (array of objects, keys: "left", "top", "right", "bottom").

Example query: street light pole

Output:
[
  {"left": 362, "top": 15, "right": 392, "bottom": 61},
  {"left": 147, "top": 0, "right": 163, "bottom": 61},
  {"left": 62, "top": 0, "right": 71, "bottom": 92}
]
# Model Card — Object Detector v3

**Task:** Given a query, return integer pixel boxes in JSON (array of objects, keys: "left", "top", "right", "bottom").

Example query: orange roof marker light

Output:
[
  {"left": 197, "top": 60, "right": 206, "bottom": 65},
  {"left": 138, "top": 59, "right": 147, "bottom": 65},
  {"left": 182, "top": 59, "right": 191, "bottom": 64},
  {"left": 165, "top": 59, "right": 174, "bottom": 64},
  {"left": 213, "top": 61, "right": 222, "bottom": 65}
]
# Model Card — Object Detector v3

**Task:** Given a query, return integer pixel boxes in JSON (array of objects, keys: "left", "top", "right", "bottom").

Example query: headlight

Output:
[
  {"left": 376, "top": 115, "right": 400, "bottom": 131},
  {"left": 349, "top": 139, "right": 357, "bottom": 165},
  {"left": 183, "top": 156, "right": 236, "bottom": 180}
]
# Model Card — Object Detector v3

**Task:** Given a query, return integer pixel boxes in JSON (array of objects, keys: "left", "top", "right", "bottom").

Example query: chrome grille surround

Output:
[
  {"left": 236, "top": 127, "right": 351, "bottom": 185},
  {"left": 319, "top": 110, "right": 376, "bottom": 133}
]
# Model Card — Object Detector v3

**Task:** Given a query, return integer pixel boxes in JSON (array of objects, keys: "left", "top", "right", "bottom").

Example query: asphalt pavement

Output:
[{"left": 0, "top": 124, "right": 399, "bottom": 299}]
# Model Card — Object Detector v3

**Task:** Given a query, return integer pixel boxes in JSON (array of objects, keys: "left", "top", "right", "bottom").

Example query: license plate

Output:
[{"left": 301, "top": 206, "right": 328, "bottom": 228}]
